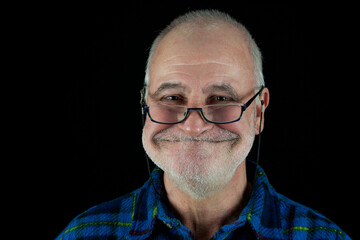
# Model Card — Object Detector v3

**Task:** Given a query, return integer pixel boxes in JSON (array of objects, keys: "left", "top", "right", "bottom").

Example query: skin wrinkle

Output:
[
  {"left": 202, "top": 83, "right": 241, "bottom": 103},
  {"left": 150, "top": 82, "right": 243, "bottom": 105},
  {"left": 151, "top": 82, "right": 188, "bottom": 100},
  {"left": 153, "top": 129, "right": 242, "bottom": 159},
  {"left": 155, "top": 138, "right": 238, "bottom": 143},
  {"left": 164, "top": 61, "right": 234, "bottom": 67},
  {"left": 153, "top": 127, "right": 240, "bottom": 143}
]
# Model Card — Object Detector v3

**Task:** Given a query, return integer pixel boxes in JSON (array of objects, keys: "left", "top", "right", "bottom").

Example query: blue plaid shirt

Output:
[{"left": 56, "top": 161, "right": 350, "bottom": 239}]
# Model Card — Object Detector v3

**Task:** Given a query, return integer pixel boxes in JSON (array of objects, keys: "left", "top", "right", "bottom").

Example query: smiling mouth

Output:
[{"left": 155, "top": 137, "right": 239, "bottom": 143}]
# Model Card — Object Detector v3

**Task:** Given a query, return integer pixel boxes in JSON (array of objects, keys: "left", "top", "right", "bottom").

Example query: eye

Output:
[
  {"left": 159, "top": 95, "right": 185, "bottom": 104},
  {"left": 207, "top": 95, "right": 234, "bottom": 105},
  {"left": 166, "top": 96, "right": 179, "bottom": 101},
  {"left": 215, "top": 96, "right": 229, "bottom": 102}
]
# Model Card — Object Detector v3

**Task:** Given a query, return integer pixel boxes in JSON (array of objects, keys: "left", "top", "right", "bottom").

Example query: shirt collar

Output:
[
  {"left": 129, "top": 161, "right": 282, "bottom": 237},
  {"left": 129, "top": 168, "right": 176, "bottom": 237}
]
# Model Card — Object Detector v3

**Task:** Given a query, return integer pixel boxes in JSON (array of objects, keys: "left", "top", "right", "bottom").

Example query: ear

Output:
[{"left": 255, "top": 88, "right": 270, "bottom": 135}]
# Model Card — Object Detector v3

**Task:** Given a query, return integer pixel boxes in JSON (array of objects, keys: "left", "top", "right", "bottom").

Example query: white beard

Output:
[{"left": 142, "top": 116, "right": 256, "bottom": 200}]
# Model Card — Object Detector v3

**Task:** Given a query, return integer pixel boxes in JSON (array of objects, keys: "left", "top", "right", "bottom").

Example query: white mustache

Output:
[{"left": 153, "top": 129, "right": 240, "bottom": 143}]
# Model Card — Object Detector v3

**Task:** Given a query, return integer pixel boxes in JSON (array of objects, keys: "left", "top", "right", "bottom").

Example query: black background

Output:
[{"left": 42, "top": 2, "right": 357, "bottom": 239}]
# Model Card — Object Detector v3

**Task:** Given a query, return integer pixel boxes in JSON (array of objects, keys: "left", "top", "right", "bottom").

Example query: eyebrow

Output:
[
  {"left": 151, "top": 82, "right": 188, "bottom": 99},
  {"left": 202, "top": 83, "right": 241, "bottom": 102},
  {"left": 150, "top": 82, "right": 241, "bottom": 102}
]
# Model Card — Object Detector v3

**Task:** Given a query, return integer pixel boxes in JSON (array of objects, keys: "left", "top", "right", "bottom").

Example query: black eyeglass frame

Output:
[{"left": 140, "top": 86, "right": 265, "bottom": 125}]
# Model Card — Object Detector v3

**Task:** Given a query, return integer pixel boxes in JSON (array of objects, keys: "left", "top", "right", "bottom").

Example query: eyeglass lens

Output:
[{"left": 147, "top": 104, "right": 243, "bottom": 124}]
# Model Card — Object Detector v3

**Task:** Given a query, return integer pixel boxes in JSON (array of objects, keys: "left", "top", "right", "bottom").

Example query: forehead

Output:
[{"left": 149, "top": 23, "right": 255, "bottom": 91}]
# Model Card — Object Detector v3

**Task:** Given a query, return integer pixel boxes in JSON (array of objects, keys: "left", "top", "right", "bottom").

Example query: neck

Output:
[{"left": 164, "top": 161, "right": 250, "bottom": 240}]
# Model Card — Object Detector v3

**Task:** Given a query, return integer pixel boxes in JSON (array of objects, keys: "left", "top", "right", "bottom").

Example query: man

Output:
[{"left": 56, "top": 10, "right": 350, "bottom": 240}]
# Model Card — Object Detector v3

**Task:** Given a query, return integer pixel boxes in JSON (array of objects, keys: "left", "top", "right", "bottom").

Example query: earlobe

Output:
[
  {"left": 255, "top": 88, "right": 270, "bottom": 135},
  {"left": 255, "top": 105, "right": 264, "bottom": 135}
]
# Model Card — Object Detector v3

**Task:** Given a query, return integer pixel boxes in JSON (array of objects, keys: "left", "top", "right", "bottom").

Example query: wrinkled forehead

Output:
[{"left": 148, "top": 23, "right": 256, "bottom": 93}]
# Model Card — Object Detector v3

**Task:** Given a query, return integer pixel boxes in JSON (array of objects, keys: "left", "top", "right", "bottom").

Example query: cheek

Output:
[
  {"left": 218, "top": 111, "right": 255, "bottom": 135},
  {"left": 218, "top": 121, "right": 246, "bottom": 135},
  {"left": 142, "top": 119, "right": 170, "bottom": 146}
]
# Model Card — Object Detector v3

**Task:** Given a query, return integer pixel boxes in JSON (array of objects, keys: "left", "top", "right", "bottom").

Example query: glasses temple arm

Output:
[
  {"left": 244, "top": 86, "right": 265, "bottom": 108},
  {"left": 140, "top": 87, "right": 147, "bottom": 115}
]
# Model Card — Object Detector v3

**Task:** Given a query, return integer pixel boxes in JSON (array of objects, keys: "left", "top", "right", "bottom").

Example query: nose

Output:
[{"left": 177, "top": 109, "right": 213, "bottom": 136}]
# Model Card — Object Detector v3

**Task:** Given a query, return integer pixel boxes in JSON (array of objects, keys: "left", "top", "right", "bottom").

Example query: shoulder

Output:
[
  {"left": 276, "top": 193, "right": 351, "bottom": 240},
  {"left": 55, "top": 189, "right": 141, "bottom": 240},
  {"left": 250, "top": 163, "right": 351, "bottom": 239}
]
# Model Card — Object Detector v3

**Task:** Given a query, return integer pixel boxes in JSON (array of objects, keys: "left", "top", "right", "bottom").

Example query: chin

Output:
[
  {"left": 142, "top": 126, "right": 256, "bottom": 199},
  {"left": 166, "top": 161, "right": 237, "bottom": 200},
  {"left": 146, "top": 142, "right": 245, "bottom": 200}
]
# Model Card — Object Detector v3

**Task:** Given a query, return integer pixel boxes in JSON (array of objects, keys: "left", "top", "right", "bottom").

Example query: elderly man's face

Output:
[{"left": 142, "top": 24, "right": 259, "bottom": 199}]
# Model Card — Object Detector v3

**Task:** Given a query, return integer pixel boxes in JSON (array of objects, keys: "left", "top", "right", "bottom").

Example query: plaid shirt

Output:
[{"left": 56, "top": 161, "right": 350, "bottom": 239}]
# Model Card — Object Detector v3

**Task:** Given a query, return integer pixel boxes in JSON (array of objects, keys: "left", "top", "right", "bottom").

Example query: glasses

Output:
[{"left": 141, "top": 86, "right": 264, "bottom": 125}]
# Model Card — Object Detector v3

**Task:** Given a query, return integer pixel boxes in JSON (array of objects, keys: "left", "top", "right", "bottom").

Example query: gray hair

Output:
[{"left": 144, "top": 9, "right": 265, "bottom": 93}]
